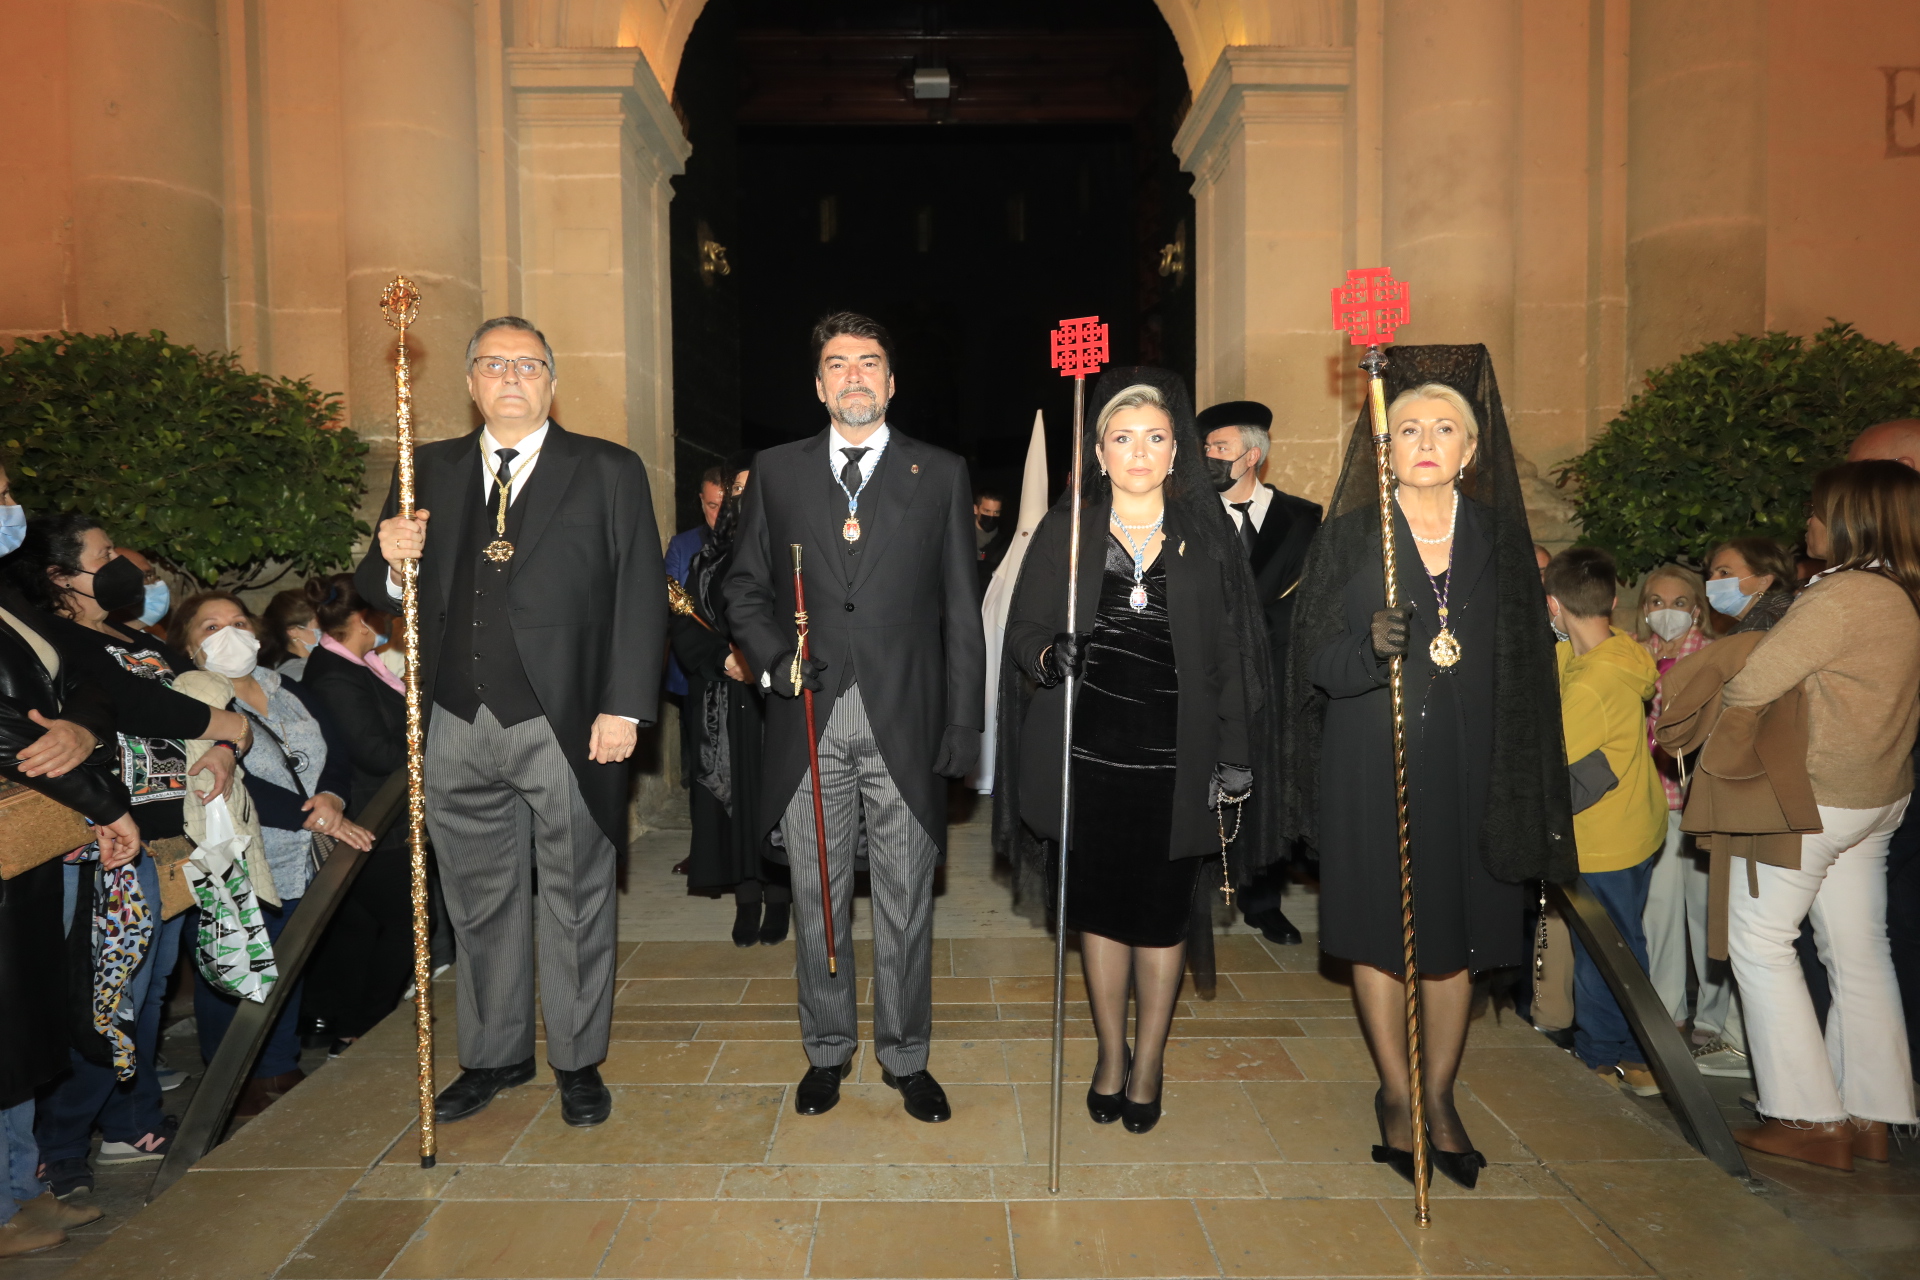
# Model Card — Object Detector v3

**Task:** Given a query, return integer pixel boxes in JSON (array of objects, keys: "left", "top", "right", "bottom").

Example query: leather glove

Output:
[
  {"left": 932, "top": 725, "right": 981, "bottom": 779},
  {"left": 1369, "top": 604, "right": 1414, "bottom": 659},
  {"left": 1209, "top": 762, "right": 1254, "bottom": 807},
  {"left": 1037, "top": 631, "right": 1091, "bottom": 687},
  {"left": 766, "top": 651, "right": 828, "bottom": 698}
]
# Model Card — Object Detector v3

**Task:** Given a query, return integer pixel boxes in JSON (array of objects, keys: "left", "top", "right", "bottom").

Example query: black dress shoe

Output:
[
  {"left": 882, "top": 1068, "right": 951, "bottom": 1123},
  {"left": 1430, "top": 1141, "right": 1487, "bottom": 1190},
  {"left": 1121, "top": 1072, "right": 1163, "bottom": 1134},
  {"left": 1086, "top": 1047, "right": 1131, "bottom": 1124},
  {"left": 795, "top": 1059, "right": 853, "bottom": 1116},
  {"left": 1246, "top": 907, "right": 1303, "bottom": 946},
  {"left": 759, "top": 903, "right": 790, "bottom": 945},
  {"left": 1370, "top": 1090, "right": 1420, "bottom": 1187},
  {"left": 433, "top": 1058, "right": 537, "bottom": 1123},
  {"left": 555, "top": 1065, "right": 613, "bottom": 1127},
  {"left": 732, "top": 901, "right": 762, "bottom": 948}
]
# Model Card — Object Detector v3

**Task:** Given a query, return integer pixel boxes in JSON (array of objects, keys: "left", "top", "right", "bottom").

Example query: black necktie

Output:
[
  {"left": 1231, "top": 500, "right": 1257, "bottom": 558},
  {"left": 839, "top": 447, "right": 870, "bottom": 504},
  {"left": 490, "top": 447, "right": 519, "bottom": 508}
]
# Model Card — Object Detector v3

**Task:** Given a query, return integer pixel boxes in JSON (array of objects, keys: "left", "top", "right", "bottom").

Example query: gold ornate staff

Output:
[
  {"left": 380, "top": 276, "right": 436, "bottom": 1169},
  {"left": 1332, "top": 268, "right": 1428, "bottom": 1225}
]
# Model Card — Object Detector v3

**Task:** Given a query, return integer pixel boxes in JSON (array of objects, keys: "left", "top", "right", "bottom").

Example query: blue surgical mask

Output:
[
  {"left": 374, "top": 632, "right": 390, "bottom": 647},
  {"left": 1705, "top": 576, "right": 1754, "bottom": 617},
  {"left": 0, "top": 505, "right": 24, "bottom": 557},
  {"left": 139, "top": 580, "right": 171, "bottom": 626}
]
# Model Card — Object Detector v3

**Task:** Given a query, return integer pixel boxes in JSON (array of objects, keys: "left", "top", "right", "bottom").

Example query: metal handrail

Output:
[
  {"left": 149, "top": 769, "right": 409, "bottom": 1201},
  {"left": 1552, "top": 877, "right": 1750, "bottom": 1178}
]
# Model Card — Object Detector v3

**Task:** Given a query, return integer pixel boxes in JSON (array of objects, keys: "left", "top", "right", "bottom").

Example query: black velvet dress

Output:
[{"left": 1055, "top": 535, "right": 1197, "bottom": 947}]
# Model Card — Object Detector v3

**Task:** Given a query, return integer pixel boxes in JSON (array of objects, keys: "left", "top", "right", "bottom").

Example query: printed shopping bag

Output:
[{"left": 185, "top": 793, "right": 279, "bottom": 1003}]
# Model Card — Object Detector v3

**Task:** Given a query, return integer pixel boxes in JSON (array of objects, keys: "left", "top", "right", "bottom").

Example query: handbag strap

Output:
[{"left": 236, "top": 700, "right": 310, "bottom": 801}]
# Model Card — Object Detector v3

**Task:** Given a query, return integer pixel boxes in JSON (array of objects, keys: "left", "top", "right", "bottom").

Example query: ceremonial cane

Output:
[
  {"left": 1046, "top": 317, "right": 1109, "bottom": 1194},
  {"left": 1332, "top": 268, "right": 1427, "bottom": 1224},
  {"left": 380, "top": 277, "right": 436, "bottom": 1169},
  {"left": 790, "top": 544, "right": 837, "bottom": 977}
]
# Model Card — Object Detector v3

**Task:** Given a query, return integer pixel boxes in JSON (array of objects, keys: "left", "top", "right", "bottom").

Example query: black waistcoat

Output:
[{"left": 434, "top": 465, "right": 543, "bottom": 727}]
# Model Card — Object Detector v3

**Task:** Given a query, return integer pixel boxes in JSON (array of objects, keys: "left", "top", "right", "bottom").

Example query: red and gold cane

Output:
[{"left": 789, "top": 544, "right": 837, "bottom": 977}]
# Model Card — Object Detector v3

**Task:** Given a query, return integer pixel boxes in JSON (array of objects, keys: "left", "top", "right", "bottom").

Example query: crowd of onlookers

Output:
[
  {"left": 1524, "top": 419, "right": 1920, "bottom": 1173},
  {"left": 0, "top": 457, "right": 418, "bottom": 1255}
]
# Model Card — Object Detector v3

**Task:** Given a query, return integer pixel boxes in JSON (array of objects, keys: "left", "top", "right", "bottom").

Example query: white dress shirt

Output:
[
  {"left": 478, "top": 420, "right": 551, "bottom": 503},
  {"left": 828, "top": 421, "right": 890, "bottom": 491},
  {"left": 1220, "top": 481, "right": 1274, "bottom": 534}
]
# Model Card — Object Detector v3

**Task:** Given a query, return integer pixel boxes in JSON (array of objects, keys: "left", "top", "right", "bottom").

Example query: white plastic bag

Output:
[{"left": 185, "top": 793, "right": 279, "bottom": 1003}]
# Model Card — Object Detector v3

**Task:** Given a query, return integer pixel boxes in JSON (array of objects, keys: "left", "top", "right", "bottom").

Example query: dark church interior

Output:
[{"left": 668, "top": 0, "right": 1196, "bottom": 528}]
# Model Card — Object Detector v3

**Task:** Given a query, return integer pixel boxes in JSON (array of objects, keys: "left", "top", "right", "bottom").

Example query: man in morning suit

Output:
[
  {"left": 1201, "top": 400, "right": 1322, "bottom": 946},
  {"left": 356, "top": 316, "right": 666, "bottom": 1128},
  {"left": 723, "top": 312, "right": 985, "bottom": 1123}
]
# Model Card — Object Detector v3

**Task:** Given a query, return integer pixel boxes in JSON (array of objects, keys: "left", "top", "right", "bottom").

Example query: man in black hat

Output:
[{"left": 1201, "top": 400, "right": 1321, "bottom": 945}]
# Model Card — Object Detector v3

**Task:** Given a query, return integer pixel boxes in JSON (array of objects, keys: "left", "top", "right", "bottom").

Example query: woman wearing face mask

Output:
[
  {"left": 261, "top": 590, "right": 321, "bottom": 680},
  {"left": 172, "top": 590, "right": 374, "bottom": 1115},
  {"left": 0, "top": 514, "right": 254, "bottom": 1192},
  {"left": 0, "top": 462, "right": 27, "bottom": 559},
  {"left": 1705, "top": 537, "right": 1797, "bottom": 636},
  {"left": 997, "top": 369, "right": 1278, "bottom": 1136},
  {"left": 296, "top": 574, "right": 413, "bottom": 1055},
  {"left": 1636, "top": 566, "right": 1746, "bottom": 1073},
  {"left": 1285, "top": 358, "right": 1572, "bottom": 1192}
]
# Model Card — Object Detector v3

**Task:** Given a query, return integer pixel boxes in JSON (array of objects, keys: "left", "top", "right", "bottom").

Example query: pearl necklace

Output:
[{"left": 1401, "top": 488, "right": 1459, "bottom": 545}]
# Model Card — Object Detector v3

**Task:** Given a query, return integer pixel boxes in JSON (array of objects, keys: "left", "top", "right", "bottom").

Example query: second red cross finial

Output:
[
  {"left": 1331, "top": 268, "right": 1410, "bottom": 346},
  {"left": 1051, "top": 316, "right": 1109, "bottom": 379}
]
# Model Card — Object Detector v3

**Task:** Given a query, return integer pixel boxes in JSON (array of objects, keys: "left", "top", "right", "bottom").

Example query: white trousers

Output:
[
  {"left": 1728, "top": 799, "right": 1917, "bottom": 1124},
  {"left": 1643, "top": 810, "right": 1744, "bottom": 1048}
]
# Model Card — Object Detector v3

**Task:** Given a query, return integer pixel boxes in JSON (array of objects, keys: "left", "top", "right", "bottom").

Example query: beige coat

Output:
[{"left": 171, "top": 669, "right": 277, "bottom": 908}]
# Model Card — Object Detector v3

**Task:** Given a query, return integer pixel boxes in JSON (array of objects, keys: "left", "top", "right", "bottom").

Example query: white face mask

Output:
[
  {"left": 197, "top": 624, "right": 261, "bottom": 678},
  {"left": 1645, "top": 607, "right": 1693, "bottom": 642}
]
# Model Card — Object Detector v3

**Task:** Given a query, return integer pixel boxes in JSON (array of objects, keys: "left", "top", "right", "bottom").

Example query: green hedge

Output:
[
  {"left": 1558, "top": 321, "right": 1920, "bottom": 580},
  {"left": 0, "top": 331, "right": 367, "bottom": 589}
]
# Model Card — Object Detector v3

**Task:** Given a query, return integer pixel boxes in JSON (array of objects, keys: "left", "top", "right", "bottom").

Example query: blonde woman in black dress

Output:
[{"left": 997, "top": 368, "right": 1280, "bottom": 1134}]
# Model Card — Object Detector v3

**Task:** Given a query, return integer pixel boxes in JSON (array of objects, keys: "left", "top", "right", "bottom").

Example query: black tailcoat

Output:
[
  {"left": 354, "top": 422, "right": 666, "bottom": 847},
  {"left": 722, "top": 428, "right": 985, "bottom": 853},
  {"left": 1245, "top": 484, "right": 1323, "bottom": 673}
]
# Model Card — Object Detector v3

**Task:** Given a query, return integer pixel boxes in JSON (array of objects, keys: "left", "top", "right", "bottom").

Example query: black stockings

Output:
[
  {"left": 1352, "top": 964, "right": 1475, "bottom": 1152},
  {"left": 1082, "top": 932, "right": 1186, "bottom": 1103}
]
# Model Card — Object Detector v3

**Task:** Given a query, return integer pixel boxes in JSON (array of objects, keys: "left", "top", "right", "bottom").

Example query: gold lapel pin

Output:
[{"left": 910, "top": 463, "right": 920, "bottom": 474}]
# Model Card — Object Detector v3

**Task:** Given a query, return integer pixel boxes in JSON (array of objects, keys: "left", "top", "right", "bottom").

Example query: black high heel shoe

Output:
[
  {"left": 731, "top": 901, "right": 762, "bottom": 948},
  {"left": 1428, "top": 1133, "right": 1487, "bottom": 1190},
  {"left": 1086, "top": 1048, "right": 1130, "bottom": 1124},
  {"left": 1121, "top": 1066, "right": 1163, "bottom": 1134},
  {"left": 1371, "top": 1090, "right": 1419, "bottom": 1186}
]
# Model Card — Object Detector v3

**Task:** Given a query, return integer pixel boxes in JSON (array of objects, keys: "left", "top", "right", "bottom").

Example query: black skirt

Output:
[{"left": 1054, "top": 536, "right": 1198, "bottom": 947}]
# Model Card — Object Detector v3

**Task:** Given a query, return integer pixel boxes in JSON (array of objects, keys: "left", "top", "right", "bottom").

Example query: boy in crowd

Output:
[{"left": 1546, "top": 547, "right": 1669, "bottom": 1096}]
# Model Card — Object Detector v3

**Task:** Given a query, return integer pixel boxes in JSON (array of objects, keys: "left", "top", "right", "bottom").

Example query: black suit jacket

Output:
[
  {"left": 1245, "top": 484, "right": 1323, "bottom": 664},
  {"left": 354, "top": 422, "right": 666, "bottom": 846},
  {"left": 723, "top": 428, "right": 985, "bottom": 853}
]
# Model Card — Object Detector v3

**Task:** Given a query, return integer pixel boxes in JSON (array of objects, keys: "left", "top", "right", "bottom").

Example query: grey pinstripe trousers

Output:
[
  {"left": 781, "top": 685, "right": 939, "bottom": 1075},
  {"left": 424, "top": 703, "right": 617, "bottom": 1072}
]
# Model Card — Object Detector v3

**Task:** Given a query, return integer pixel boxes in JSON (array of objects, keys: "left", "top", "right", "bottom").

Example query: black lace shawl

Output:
[
  {"left": 1279, "top": 345, "right": 1575, "bottom": 884},
  {"left": 992, "top": 366, "right": 1284, "bottom": 993}
]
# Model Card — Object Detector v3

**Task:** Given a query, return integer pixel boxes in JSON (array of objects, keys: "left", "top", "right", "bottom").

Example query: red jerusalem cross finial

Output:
[
  {"left": 1050, "top": 316, "right": 1109, "bottom": 379},
  {"left": 1331, "top": 268, "right": 1411, "bottom": 346}
]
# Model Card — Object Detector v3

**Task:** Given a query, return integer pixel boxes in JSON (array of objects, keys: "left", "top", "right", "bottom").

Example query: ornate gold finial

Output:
[{"left": 381, "top": 276, "right": 422, "bottom": 331}]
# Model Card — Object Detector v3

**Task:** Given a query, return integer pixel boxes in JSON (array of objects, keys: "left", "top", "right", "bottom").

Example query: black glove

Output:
[
  {"left": 1209, "top": 762, "right": 1254, "bottom": 807},
  {"left": 1369, "top": 605, "right": 1414, "bottom": 659},
  {"left": 932, "top": 725, "right": 981, "bottom": 779},
  {"left": 766, "top": 651, "right": 828, "bottom": 698},
  {"left": 1037, "top": 631, "right": 1091, "bottom": 687}
]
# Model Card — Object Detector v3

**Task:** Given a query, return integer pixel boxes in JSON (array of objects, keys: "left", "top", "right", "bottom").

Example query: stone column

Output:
[
  {"left": 508, "top": 46, "right": 689, "bottom": 535},
  {"left": 339, "top": 0, "right": 484, "bottom": 455},
  {"left": 66, "top": 0, "right": 226, "bottom": 350},
  {"left": 1626, "top": 0, "right": 1767, "bottom": 381},
  {"left": 1380, "top": 0, "right": 1521, "bottom": 381},
  {"left": 1175, "top": 47, "right": 1353, "bottom": 503}
]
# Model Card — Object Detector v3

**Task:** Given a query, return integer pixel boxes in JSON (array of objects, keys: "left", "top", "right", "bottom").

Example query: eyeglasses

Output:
[{"left": 471, "top": 357, "right": 551, "bottom": 380}]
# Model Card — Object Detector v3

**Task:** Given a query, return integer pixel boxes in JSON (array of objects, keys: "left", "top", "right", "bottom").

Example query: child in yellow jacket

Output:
[{"left": 1546, "top": 548, "right": 1668, "bottom": 1096}]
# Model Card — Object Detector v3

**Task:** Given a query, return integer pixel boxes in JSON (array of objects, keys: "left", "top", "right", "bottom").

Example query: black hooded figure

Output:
[
  {"left": 994, "top": 366, "right": 1282, "bottom": 1134},
  {"left": 670, "top": 451, "right": 793, "bottom": 946},
  {"left": 1282, "top": 344, "right": 1574, "bottom": 1186}
]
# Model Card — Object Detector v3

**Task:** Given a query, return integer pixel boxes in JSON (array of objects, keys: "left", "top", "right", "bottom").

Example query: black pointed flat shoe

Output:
[
  {"left": 732, "top": 901, "right": 762, "bottom": 948},
  {"left": 1087, "top": 1048, "right": 1131, "bottom": 1124},
  {"left": 1430, "top": 1141, "right": 1487, "bottom": 1190},
  {"left": 1371, "top": 1090, "right": 1420, "bottom": 1187},
  {"left": 1121, "top": 1065, "right": 1162, "bottom": 1134}
]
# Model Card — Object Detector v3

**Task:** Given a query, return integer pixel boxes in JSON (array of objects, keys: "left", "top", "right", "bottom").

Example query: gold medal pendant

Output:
[
  {"left": 483, "top": 538, "right": 514, "bottom": 564},
  {"left": 842, "top": 516, "right": 861, "bottom": 543},
  {"left": 1429, "top": 628, "right": 1461, "bottom": 668}
]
